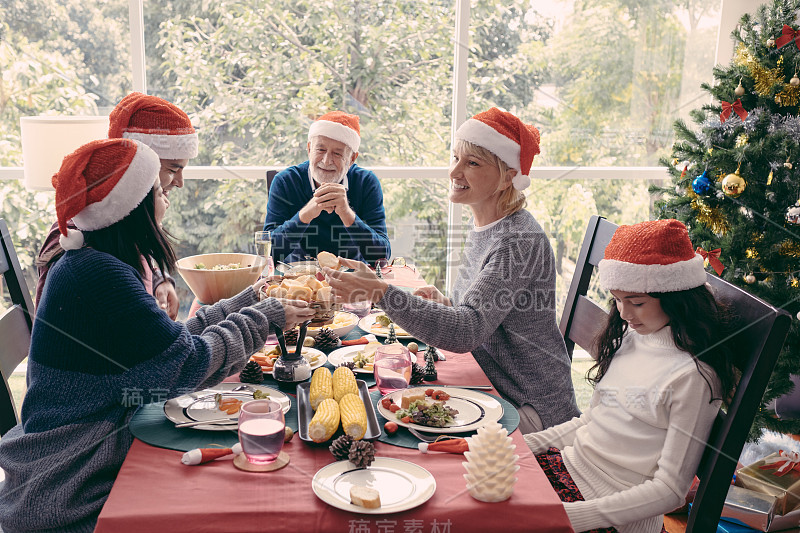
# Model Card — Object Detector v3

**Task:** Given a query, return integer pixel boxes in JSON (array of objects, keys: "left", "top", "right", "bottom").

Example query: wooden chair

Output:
[
  {"left": 0, "top": 219, "right": 34, "bottom": 436},
  {"left": 560, "top": 215, "right": 792, "bottom": 532}
]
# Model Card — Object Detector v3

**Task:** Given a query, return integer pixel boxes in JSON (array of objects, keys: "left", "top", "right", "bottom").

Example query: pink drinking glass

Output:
[
  {"left": 373, "top": 344, "right": 413, "bottom": 395},
  {"left": 238, "top": 399, "right": 285, "bottom": 465}
]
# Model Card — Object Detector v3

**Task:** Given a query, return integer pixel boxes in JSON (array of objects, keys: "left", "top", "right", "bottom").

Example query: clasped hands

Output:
[{"left": 298, "top": 183, "right": 355, "bottom": 226}]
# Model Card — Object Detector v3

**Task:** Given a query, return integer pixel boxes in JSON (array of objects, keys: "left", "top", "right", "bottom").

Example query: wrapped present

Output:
[
  {"left": 721, "top": 485, "right": 777, "bottom": 531},
  {"left": 736, "top": 451, "right": 800, "bottom": 515}
]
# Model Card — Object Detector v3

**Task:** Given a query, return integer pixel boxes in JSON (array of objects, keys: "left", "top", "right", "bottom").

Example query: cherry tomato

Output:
[
  {"left": 425, "top": 388, "right": 434, "bottom": 397},
  {"left": 381, "top": 397, "right": 393, "bottom": 409},
  {"left": 384, "top": 421, "right": 398, "bottom": 435},
  {"left": 401, "top": 415, "right": 412, "bottom": 423},
  {"left": 389, "top": 404, "right": 401, "bottom": 413}
]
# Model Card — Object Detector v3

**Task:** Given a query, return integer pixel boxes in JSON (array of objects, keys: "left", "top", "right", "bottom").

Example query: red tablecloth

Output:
[{"left": 95, "top": 350, "right": 572, "bottom": 532}]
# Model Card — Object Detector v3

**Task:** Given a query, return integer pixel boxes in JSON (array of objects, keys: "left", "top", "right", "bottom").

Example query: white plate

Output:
[
  {"left": 376, "top": 386, "right": 504, "bottom": 434},
  {"left": 312, "top": 457, "right": 436, "bottom": 514},
  {"left": 303, "top": 311, "right": 359, "bottom": 339},
  {"left": 163, "top": 383, "right": 291, "bottom": 431},
  {"left": 327, "top": 345, "right": 378, "bottom": 374},
  {"left": 358, "top": 312, "right": 413, "bottom": 339}
]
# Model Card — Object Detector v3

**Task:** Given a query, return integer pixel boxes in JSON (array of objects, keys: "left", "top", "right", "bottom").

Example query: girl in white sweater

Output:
[{"left": 525, "top": 219, "right": 735, "bottom": 533}]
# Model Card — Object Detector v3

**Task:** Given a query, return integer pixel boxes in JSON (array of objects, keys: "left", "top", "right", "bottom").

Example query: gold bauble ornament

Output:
[
  {"left": 735, "top": 79, "right": 746, "bottom": 96},
  {"left": 745, "top": 274, "right": 756, "bottom": 284},
  {"left": 722, "top": 172, "right": 746, "bottom": 197},
  {"left": 792, "top": 75, "right": 800, "bottom": 86}
]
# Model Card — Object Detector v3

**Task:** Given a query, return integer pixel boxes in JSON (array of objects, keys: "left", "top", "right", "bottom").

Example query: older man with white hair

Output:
[{"left": 264, "top": 111, "right": 391, "bottom": 264}]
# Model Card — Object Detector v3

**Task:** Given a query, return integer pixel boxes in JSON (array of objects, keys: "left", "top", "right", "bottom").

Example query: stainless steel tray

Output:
[{"left": 296, "top": 379, "right": 381, "bottom": 442}]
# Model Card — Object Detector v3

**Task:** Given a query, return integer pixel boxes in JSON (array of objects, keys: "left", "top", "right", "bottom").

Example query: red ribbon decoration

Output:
[
  {"left": 759, "top": 450, "right": 800, "bottom": 477},
  {"left": 720, "top": 100, "right": 748, "bottom": 123},
  {"left": 696, "top": 247, "right": 725, "bottom": 276},
  {"left": 776, "top": 25, "right": 800, "bottom": 50}
]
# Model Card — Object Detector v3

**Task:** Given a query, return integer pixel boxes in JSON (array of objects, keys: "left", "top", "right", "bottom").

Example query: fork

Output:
[{"left": 407, "top": 427, "right": 439, "bottom": 442}]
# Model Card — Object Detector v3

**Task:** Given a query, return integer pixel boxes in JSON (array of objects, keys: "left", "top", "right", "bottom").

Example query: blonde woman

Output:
[{"left": 326, "top": 108, "right": 579, "bottom": 432}]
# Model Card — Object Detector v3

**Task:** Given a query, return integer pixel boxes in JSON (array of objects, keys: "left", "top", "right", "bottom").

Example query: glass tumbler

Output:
[
  {"left": 238, "top": 399, "right": 285, "bottom": 465},
  {"left": 373, "top": 343, "right": 413, "bottom": 395}
]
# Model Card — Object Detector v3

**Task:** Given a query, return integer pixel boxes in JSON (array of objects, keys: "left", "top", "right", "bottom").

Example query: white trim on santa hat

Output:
[
  {"left": 598, "top": 254, "right": 707, "bottom": 293},
  {"left": 308, "top": 121, "right": 361, "bottom": 154},
  {"left": 456, "top": 119, "right": 521, "bottom": 173},
  {"left": 72, "top": 141, "right": 161, "bottom": 231},
  {"left": 123, "top": 131, "right": 199, "bottom": 159}
]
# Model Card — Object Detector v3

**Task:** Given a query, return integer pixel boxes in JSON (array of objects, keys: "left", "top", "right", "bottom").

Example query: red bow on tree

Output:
[
  {"left": 759, "top": 450, "right": 800, "bottom": 477},
  {"left": 720, "top": 99, "right": 748, "bottom": 123},
  {"left": 696, "top": 247, "right": 725, "bottom": 276},
  {"left": 776, "top": 25, "right": 800, "bottom": 50}
]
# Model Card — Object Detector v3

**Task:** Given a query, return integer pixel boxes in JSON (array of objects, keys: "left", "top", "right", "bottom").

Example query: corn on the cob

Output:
[
  {"left": 309, "top": 367, "right": 333, "bottom": 410},
  {"left": 338, "top": 393, "right": 368, "bottom": 440},
  {"left": 332, "top": 366, "right": 358, "bottom": 402},
  {"left": 308, "top": 398, "right": 340, "bottom": 443}
]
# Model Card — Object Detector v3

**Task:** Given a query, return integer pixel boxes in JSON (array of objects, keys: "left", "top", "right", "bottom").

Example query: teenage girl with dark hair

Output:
[
  {"left": 0, "top": 139, "right": 314, "bottom": 533},
  {"left": 525, "top": 219, "right": 736, "bottom": 533}
]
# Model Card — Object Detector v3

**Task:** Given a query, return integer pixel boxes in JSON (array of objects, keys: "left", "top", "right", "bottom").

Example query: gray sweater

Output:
[{"left": 378, "top": 210, "right": 579, "bottom": 428}]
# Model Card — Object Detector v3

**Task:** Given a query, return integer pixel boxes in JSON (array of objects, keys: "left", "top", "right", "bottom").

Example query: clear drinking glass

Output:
[
  {"left": 373, "top": 343, "right": 412, "bottom": 395},
  {"left": 254, "top": 230, "right": 273, "bottom": 276},
  {"left": 238, "top": 399, "right": 285, "bottom": 465}
]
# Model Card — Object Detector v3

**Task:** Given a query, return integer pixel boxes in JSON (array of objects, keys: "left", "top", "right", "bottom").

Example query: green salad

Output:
[{"left": 396, "top": 399, "right": 458, "bottom": 428}]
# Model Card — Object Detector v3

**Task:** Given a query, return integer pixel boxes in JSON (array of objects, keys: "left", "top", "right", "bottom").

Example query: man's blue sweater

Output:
[{"left": 264, "top": 161, "right": 391, "bottom": 263}]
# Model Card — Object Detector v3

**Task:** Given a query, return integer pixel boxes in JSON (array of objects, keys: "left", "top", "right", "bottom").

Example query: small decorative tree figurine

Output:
[
  {"left": 463, "top": 421, "right": 519, "bottom": 502},
  {"left": 423, "top": 349, "right": 438, "bottom": 381},
  {"left": 384, "top": 324, "right": 397, "bottom": 344},
  {"left": 375, "top": 263, "right": 383, "bottom": 279}
]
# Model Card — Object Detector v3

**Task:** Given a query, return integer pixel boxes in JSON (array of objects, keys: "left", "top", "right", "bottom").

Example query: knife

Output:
[{"left": 175, "top": 418, "right": 237, "bottom": 428}]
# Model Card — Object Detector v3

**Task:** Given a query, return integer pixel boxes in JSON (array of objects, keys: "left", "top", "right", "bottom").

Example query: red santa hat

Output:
[
  {"left": 598, "top": 219, "right": 707, "bottom": 293},
  {"left": 108, "top": 92, "right": 198, "bottom": 159},
  {"left": 307, "top": 111, "right": 361, "bottom": 153},
  {"left": 53, "top": 138, "right": 161, "bottom": 250},
  {"left": 454, "top": 107, "right": 541, "bottom": 190}
]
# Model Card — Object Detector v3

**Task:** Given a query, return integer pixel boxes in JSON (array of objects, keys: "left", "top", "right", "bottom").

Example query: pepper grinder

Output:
[{"left": 273, "top": 321, "right": 313, "bottom": 383}]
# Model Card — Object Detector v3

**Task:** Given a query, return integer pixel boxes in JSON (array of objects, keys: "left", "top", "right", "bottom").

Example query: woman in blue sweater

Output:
[{"left": 0, "top": 138, "right": 314, "bottom": 533}]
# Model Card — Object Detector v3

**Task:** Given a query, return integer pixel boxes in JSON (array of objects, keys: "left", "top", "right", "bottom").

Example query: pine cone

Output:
[
  {"left": 329, "top": 434, "right": 354, "bottom": 461},
  {"left": 240, "top": 360, "right": 264, "bottom": 384},
  {"left": 315, "top": 328, "right": 340, "bottom": 350},
  {"left": 348, "top": 440, "right": 376, "bottom": 469},
  {"left": 283, "top": 328, "right": 299, "bottom": 345},
  {"left": 410, "top": 363, "right": 426, "bottom": 385}
]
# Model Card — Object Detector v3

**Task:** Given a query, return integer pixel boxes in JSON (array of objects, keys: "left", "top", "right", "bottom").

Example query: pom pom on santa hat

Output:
[
  {"left": 455, "top": 107, "right": 541, "bottom": 190},
  {"left": 108, "top": 92, "right": 198, "bottom": 160},
  {"left": 598, "top": 219, "right": 707, "bottom": 294},
  {"left": 53, "top": 138, "right": 160, "bottom": 250},
  {"left": 307, "top": 110, "right": 361, "bottom": 154}
]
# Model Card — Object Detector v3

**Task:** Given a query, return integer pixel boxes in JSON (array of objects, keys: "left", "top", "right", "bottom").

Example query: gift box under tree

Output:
[{"left": 735, "top": 450, "right": 800, "bottom": 515}]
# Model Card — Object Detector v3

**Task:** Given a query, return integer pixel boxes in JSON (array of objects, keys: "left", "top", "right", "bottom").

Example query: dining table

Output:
[{"left": 94, "top": 265, "right": 573, "bottom": 533}]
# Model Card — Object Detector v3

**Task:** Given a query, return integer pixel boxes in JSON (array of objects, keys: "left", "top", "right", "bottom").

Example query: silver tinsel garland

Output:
[{"left": 768, "top": 114, "right": 800, "bottom": 143}]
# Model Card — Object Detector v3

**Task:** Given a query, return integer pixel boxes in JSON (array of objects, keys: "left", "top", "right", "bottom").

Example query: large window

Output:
[{"left": 2, "top": 0, "right": 733, "bottom": 316}]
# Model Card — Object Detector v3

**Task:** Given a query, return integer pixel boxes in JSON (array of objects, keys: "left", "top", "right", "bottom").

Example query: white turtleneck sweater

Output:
[{"left": 524, "top": 326, "right": 721, "bottom": 533}]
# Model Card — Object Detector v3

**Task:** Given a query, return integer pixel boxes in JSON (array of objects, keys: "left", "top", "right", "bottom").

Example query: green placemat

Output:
[
  {"left": 129, "top": 388, "right": 300, "bottom": 452},
  {"left": 370, "top": 390, "right": 520, "bottom": 449}
]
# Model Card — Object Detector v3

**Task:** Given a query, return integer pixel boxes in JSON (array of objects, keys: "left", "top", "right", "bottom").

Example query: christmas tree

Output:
[{"left": 655, "top": 0, "right": 800, "bottom": 438}]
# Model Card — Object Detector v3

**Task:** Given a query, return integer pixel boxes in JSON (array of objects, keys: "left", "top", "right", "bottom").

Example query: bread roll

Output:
[
  {"left": 318, "top": 251, "right": 340, "bottom": 270},
  {"left": 315, "top": 285, "right": 333, "bottom": 302},
  {"left": 350, "top": 486, "right": 381, "bottom": 509},
  {"left": 285, "top": 285, "right": 313, "bottom": 302}
]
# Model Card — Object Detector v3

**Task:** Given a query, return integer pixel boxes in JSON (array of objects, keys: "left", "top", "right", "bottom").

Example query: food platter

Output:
[
  {"left": 311, "top": 457, "right": 436, "bottom": 514},
  {"left": 296, "top": 379, "right": 381, "bottom": 442},
  {"left": 163, "top": 383, "right": 290, "bottom": 431},
  {"left": 358, "top": 312, "right": 413, "bottom": 339},
  {"left": 304, "top": 311, "right": 358, "bottom": 338},
  {"left": 376, "top": 386, "right": 503, "bottom": 434},
  {"left": 327, "top": 344, "right": 382, "bottom": 374}
]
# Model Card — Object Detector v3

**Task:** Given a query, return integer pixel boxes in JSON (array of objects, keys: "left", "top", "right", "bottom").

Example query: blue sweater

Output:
[
  {"left": 263, "top": 161, "right": 391, "bottom": 263},
  {"left": 0, "top": 248, "right": 284, "bottom": 532}
]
